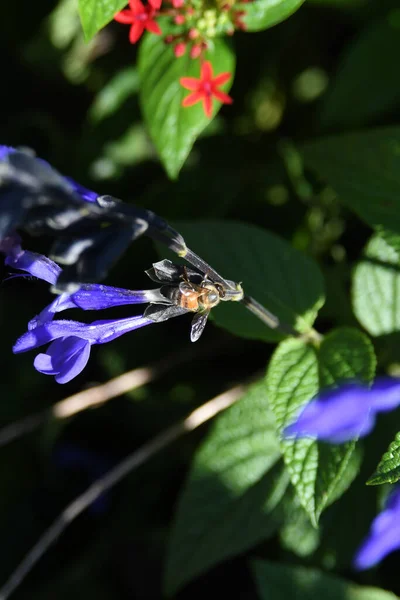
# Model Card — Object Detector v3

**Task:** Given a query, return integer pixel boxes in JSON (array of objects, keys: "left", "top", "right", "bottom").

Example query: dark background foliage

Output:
[{"left": 0, "top": 0, "right": 399, "bottom": 597}]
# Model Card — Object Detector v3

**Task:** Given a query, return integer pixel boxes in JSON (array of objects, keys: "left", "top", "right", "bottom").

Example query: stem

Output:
[{"left": 0, "top": 382, "right": 248, "bottom": 600}]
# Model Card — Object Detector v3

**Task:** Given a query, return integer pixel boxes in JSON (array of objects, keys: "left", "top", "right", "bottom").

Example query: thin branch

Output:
[
  {"left": 0, "top": 382, "right": 247, "bottom": 600},
  {"left": 0, "top": 342, "right": 224, "bottom": 448}
]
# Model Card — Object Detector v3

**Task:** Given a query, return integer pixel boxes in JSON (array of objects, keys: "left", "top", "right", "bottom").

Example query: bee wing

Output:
[
  {"left": 145, "top": 260, "right": 200, "bottom": 284},
  {"left": 190, "top": 311, "right": 210, "bottom": 342},
  {"left": 144, "top": 303, "right": 188, "bottom": 322}
]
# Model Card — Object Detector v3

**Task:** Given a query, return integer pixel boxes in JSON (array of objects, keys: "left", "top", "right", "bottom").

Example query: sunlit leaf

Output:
[
  {"left": 368, "top": 432, "right": 400, "bottom": 485},
  {"left": 266, "top": 329, "right": 375, "bottom": 524},
  {"left": 164, "top": 381, "right": 289, "bottom": 595},
  {"left": 139, "top": 34, "right": 235, "bottom": 179},
  {"left": 78, "top": 0, "right": 127, "bottom": 41},
  {"left": 353, "top": 234, "right": 400, "bottom": 336},
  {"left": 242, "top": 0, "right": 305, "bottom": 32}
]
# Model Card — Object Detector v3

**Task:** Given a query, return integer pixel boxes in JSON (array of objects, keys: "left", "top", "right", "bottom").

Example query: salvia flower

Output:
[
  {"left": 354, "top": 485, "right": 400, "bottom": 570},
  {"left": 11, "top": 253, "right": 243, "bottom": 382},
  {"left": 1, "top": 233, "right": 61, "bottom": 285},
  {"left": 114, "top": 0, "right": 161, "bottom": 44},
  {"left": 283, "top": 377, "right": 400, "bottom": 444},
  {"left": 180, "top": 61, "right": 233, "bottom": 118},
  {"left": 14, "top": 316, "right": 154, "bottom": 384}
]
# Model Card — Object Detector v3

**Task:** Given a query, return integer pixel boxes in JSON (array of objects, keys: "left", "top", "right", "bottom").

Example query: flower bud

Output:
[
  {"left": 174, "top": 14, "right": 185, "bottom": 24},
  {"left": 190, "top": 44, "right": 202, "bottom": 59},
  {"left": 174, "top": 42, "right": 186, "bottom": 57}
]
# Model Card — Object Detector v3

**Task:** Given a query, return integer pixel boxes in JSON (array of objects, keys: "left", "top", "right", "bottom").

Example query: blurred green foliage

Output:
[{"left": 2, "top": 0, "right": 400, "bottom": 598}]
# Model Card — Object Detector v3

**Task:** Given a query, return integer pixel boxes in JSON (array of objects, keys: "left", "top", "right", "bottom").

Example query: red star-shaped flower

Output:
[
  {"left": 114, "top": 0, "right": 161, "bottom": 44},
  {"left": 180, "top": 61, "right": 233, "bottom": 118}
]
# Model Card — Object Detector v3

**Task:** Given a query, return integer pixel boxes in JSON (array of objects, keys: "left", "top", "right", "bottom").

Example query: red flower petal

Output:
[
  {"left": 201, "top": 61, "right": 213, "bottom": 82},
  {"left": 148, "top": 0, "right": 162, "bottom": 8},
  {"left": 203, "top": 95, "right": 213, "bottom": 118},
  {"left": 182, "top": 91, "right": 204, "bottom": 107},
  {"left": 212, "top": 72, "right": 231, "bottom": 86},
  {"left": 114, "top": 9, "right": 134, "bottom": 23},
  {"left": 180, "top": 77, "right": 200, "bottom": 91},
  {"left": 212, "top": 89, "right": 233, "bottom": 105},
  {"left": 145, "top": 19, "right": 162, "bottom": 35},
  {"left": 129, "top": 20, "right": 145, "bottom": 43},
  {"left": 129, "top": 0, "right": 145, "bottom": 10}
]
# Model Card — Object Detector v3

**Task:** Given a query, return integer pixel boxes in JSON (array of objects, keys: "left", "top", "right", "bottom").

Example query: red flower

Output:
[
  {"left": 114, "top": 0, "right": 161, "bottom": 44},
  {"left": 180, "top": 61, "right": 233, "bottom": 118}
]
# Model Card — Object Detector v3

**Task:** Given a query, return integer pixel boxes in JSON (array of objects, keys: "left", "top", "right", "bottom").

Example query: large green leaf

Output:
[
  {"left": 353, "top": 233, "right": 400, "bottom": 336},
  {"left": 164, "top": 381, "right": 289, "bottom": 595},
  {"left": 301, "top": 127, "right": 400, "bottom": 232},
  {"left": 242, "top": 0, "right": 305, "bottom": 32},
  {"left": 266, "top": 328, "right": 375, "bottom": 524},
  {"left": 368, "top": 432, "right": 400, "bottom": 485},
  {"left": 78, "top": 0, "right": 126, "bottom": 41},
  {"left": 138, "top": 35, "right": 235, "bottom": 179},
  {"left": 172, "top": 220, "right": 325, "bottom": 342},
  {"left": 320, "top": 16, "right": 400, "bottom": 129},
  {"left": 251, "top": 560, "right": 399, "bottom": 600}
]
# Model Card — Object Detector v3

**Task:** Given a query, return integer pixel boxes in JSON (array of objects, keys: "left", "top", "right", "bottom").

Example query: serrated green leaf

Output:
[
  {"left": 368, "top": 432, "right": 400, "bottom": 485},
  {"left": 301, "top": 127, "right": 400, "bottom": 232},
  {"left": 266, "top": 328, "right": 376, "bottom": 524},
  {"left": 78, "top": 0, "right": 126, "bottom": 41},
  {"left": 241, "top": 0, "right": 305, "bottom": 33},
  {"left": 171, "top": 220, "right": 325, "bottom": 342},
  {"left": 138, "top": 35, "right": 235, "bottom": 179},
  {"left": 353, "top": 234, "right": 400, "bottom": 336},
  {"left": 164, "top": 381, "right": 290, "bottom": 595},
  {"left": 251, "top": 559, "right": 400, "bottom": 600},
  {"left": 319, "top": 16, "right": 400, "bottom": 129}
]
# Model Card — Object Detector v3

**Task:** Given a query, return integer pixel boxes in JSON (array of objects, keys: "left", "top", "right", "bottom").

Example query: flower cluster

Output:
[
  {"left": 1, "top": 232, "right": 241, "bottom": 382},
  {"left": 113, "top": 0, "right": 243, "bottom": 116},
  {"left": 284, "top": 377, "right": 400, "bottom": 571},
  {"left": 0, "top": 146, "right": 187, "bottom": 289}
]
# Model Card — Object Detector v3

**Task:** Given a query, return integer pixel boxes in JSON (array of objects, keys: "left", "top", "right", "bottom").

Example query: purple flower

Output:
[
  {"left": 1, "top": 233, "right": 61, "bottom": 285},
  {"left": 14, "top": 315, "right": 154, "bottom": 383},
  {"left": 283, "top": 377, "right": 400, "bottom": 444},
  {"left": 354, "top": 486, "right": 400, "bottom": 570}
]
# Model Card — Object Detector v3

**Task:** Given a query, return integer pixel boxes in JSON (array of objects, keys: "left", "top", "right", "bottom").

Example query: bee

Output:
[
  {"left": 166, "top": 269, "right": 226, "bottom": 341},
  {"left": 144, "top": 260, "right": 243, "bottom": 342}
]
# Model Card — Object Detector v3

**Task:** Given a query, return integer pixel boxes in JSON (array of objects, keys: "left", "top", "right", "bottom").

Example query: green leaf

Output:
[
  {"left": 242, "top": 0, "right": 305, "bottom": 33},
  {"left": 320, "top": 16, "right": 400, "bottom": 129},
  {"left": 164, "top": 381, "right": 290, "bottom": 595},
  {"left": 301, "top": 127, "right": 400, "bottom": 232},
  {"left": 266, "top": 328, "right": 376, "bottom": 524},
  {"left": 353, "top": 234, "right": 400, "bottom": 336},
  {"left": 251, "top": 560, "right": 400, "bottom": 600},
  {"left": 368, "top": 432, "right": 400, "bottom": 485},
  {"left": 138, "top": 35, "right": 235, "bottom": 179},
  {"left": 172, "top": 220, "right": 325, "bottom": 342},
  {"left": 89, "top": 67, "right": 139, "bottom": 123},
  {"left": 78, "top": 0, "right": 126, "bottom": 41}
]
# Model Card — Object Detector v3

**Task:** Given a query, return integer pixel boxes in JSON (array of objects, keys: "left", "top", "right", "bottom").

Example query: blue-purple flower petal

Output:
[
  {"left": 14, "top": 315, "right": 153, "bottom": 353},
  {"left": 5, "top": 250, "right": 61, "bottom": 285},
  {"left": 64, "top": 177, "right": 98, "bottom": 203},
  {"left": 283, "top": 382, "right": 374, "bottom": 443},
  {"left": 69, "top": 285, "right": 165, "bottom": 311},
  {"left": 0, "top": 146, "right": 15, "bottom": 160},
  {"left": 354, "top": 487, "right": 400, "bottom": 570},
  {"left": 368, "top": 378, "right": 400, "bottom": 411},
  {"left": 34, "top": 336, "right": 91, "bottom": 383}
]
